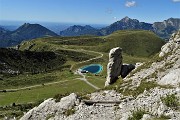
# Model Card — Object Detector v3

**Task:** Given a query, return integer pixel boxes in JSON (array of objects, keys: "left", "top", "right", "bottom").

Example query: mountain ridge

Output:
[
  {"left": 60, "top": 17, "right": 180, "bottom": 39},
  {"left": 60, "top": 25, "right": 102, "bottom": 36},
  {"left": 0, "top": 23, "right": 58, "bottom": 48}
]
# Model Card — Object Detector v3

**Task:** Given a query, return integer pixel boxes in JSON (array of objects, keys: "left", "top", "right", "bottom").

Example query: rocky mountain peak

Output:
[
  {"left": 121, "top": 16, "right": 130, "bottom": 22},
  {"left": 22, "top": 23, "right": 30, "bottom": 27},
  {"left": 100, "top": 16, "right": 153, "bottom": 35},
  {"left": 153, "top": 18, "right": 180, "bottom": 39},
  {"left": 0, "top": 23, "right": 58, "bottom": 47},
  {"left": 120, "top": 16, "right": 139, "bottom": 23},
  {"left": 164, "top": 18, "right": 180, "bottom": 28}
]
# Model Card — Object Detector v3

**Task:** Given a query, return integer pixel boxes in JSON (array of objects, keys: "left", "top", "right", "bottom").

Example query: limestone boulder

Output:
[
  {"left": 158, "top": 68, "right": 180, "bottom": 87},
  {"left": 159, "top": 30, "right": 180, "bottom": 57},
  {"left": 105, "top": 47, "right": 122, "bottom": 86},
  {"left": 20, "top": 93, "right": 78, "bottom": 120}
]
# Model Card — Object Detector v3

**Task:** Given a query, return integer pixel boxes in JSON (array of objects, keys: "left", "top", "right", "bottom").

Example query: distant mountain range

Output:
[
  {"left": 0, "top": 23, "right": 58, "bottom": 48},
  {"left": 60, "top": 25, "right": 102, "bottom": 36},
  {"left": 0, "top": 17, "right": 180, "bottom": 48},
  {"left": 60, "top": 17, "right": 180, "bottom": 39}
]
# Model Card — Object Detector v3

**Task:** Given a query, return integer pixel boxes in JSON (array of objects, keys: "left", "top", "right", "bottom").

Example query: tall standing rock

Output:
[{"left": 105, "top": 47, "right": 123, "bottom": 86}]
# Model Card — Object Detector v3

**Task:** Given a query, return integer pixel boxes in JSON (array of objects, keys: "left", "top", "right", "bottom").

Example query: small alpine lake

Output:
[{"left": 81, "top": 64, "right": 103, "bottom": 74}]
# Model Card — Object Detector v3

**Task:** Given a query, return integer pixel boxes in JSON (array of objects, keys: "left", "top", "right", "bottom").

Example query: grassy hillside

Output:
[
  {"left": 43, "top": 30, "right": 165, "bottom": 57},
  {"left": 0, "top": 48, "right": 66, "bottom": 74},
  {"left": 104, "top": 30, "right": 165, "bottom": 56}
]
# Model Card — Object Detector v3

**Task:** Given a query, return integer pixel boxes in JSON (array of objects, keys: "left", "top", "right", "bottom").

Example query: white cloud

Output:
[
  {"left": 172, "top": 0, "right": 180, "bottom": 2},
  {"left": 125, "top": 1, "right": 136, "bottom": 7},
  {"left": 113, "top": 17, "right": 117, "bottom": 20}
]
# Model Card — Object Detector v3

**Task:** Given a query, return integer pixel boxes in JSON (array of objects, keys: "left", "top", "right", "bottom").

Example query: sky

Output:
[{"left": 0, "top": 0, "right": 180, "bottom": 25}]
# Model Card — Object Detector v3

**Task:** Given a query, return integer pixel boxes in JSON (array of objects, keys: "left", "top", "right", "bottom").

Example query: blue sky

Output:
[{"left": 0, "top": 0, "right": 180, "bottom": 24}]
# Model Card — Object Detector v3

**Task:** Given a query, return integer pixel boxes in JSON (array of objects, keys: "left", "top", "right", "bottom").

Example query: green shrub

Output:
[
  {"left": 64, "top": 107, "right": 76, "bottom": 116},
  {"left": 128, "top": 110, "right": 146, "bottom": 120},
  {"left": 161, "top": 94, "right": 179, "bottom": 109},
  {"left": 122, "top": 81, "right": 158, "bottom": 97},
  {"left": 46, "top": 114, "right": 55, "bottom": 120},
  {"left": 53, "top": 93, "right": 70, "bottom": 102}
]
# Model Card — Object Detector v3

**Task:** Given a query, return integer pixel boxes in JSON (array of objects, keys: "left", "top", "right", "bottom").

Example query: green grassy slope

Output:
[
  {"left": 44, "top": 30, "right": 165, "bottom": 57},
  {"left": 104, "top": 30, "right": 165, "bottom": 56}
]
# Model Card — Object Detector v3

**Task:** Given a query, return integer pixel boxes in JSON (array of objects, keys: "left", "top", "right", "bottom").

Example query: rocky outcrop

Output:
[
  {"left": 105, "top": 47, "right": 122, "bottom": 86},
  {"left": 125, "top": 30, "right": 180, "bottom": 87},
  {"left": 20, "top": 93, "right": 79, "bottom": 120},
  {"left": 21, "top": 88, "right": 180, "bottom": 120},
  {"left": 158, "top": 68, "right": 180, "bottom": 86},
  {"left": 159, "top": 31, "right": 180, "bottom": 57}
]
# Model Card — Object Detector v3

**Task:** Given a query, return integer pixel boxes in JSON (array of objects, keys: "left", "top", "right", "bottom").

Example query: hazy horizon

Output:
[{"left": 0, "top": 0, "right": 180, "bottom": 25}]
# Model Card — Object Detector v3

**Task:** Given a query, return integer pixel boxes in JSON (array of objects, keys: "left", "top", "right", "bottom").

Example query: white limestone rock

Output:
[
  {"left": 158, "top": 68, "right": 180, "bottom": 87},
  {"left": 159, "top": 30, "right": 180, "bottom": 57},
  {"left": 105, "top": 47, "right": 123, "bottom": 86},
  {"left": 20, "top": 93, "right": 78, "bottom": 120},
  {"left": 141, "top": 114, "right": 151, "bottom": 120}
]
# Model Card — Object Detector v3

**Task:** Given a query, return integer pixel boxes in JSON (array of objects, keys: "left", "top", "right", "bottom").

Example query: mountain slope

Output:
[
  {"left": 51, "top": 30, "right": 165, "bottom": 57},
  {"left": 59, "top": 25, "right": 101, "bottom": 36},
  {"left": 0, "top": 23, "right": 58, "bottom": 48},
  {"left": 0, "top": 27, "right": 13, "bottom": 47},
  {"left": 103, "top": 30, "right": 165, "bottom": 56},
  {"left": 0, "top": 48, "right": 66, "bottom": 75}
]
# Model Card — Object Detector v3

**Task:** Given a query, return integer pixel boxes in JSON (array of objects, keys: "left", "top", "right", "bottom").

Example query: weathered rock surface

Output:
[
  {"left": 125, "top": 30, "right": 180, "bottom": 87},
  {"left": 120, "top": 64, "right": 135, "bottom": 78},
  {"left": 158, "top": 68, "right": 180, "bottom": 86},
  {"left": 159, "top": 30, "right": 180, "bottom": 57},
  {"left": 105, "top": 47, "right": 122, "bottom": 86},
  {"left": 21, "top": 88, "right": 180, "bottom": 120},
  {"left": 20, "top": 93, "right": 78, "bottom": 120}
]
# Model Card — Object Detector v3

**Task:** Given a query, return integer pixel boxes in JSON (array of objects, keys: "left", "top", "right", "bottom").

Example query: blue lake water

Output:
[{"left": 81, "top": 64, "right": 103, "bottom": 74}]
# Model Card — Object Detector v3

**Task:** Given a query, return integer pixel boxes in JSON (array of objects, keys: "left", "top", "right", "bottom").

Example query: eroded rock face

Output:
[
  {"left": 20, "top": 93, "right": 78, "bottom": 120},
  {"left": 159, "top": 31, "right": 180, "bottom": 57},
  {"left": 20, "top": 89, "right": 180, "bottom": 120},
  {"left": 158, "top": 68, "right": 180, "bottom": 86},
  {"left": 120, "top": 64, "right": 135, "bottom": 78},
  {"left": 105, "top": 47, "right": 122, "bottom": 86},
  {"left": 124, "top": 30, "right": 180, "bottom": 87}
]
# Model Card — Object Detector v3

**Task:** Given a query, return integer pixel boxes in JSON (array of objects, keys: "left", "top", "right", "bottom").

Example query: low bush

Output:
[
  {"left": 128, "top": 110, "right": 146, "bottom": 120},
  {"left": 161, "top": 94, "right": 179, "bottom": 109}
]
